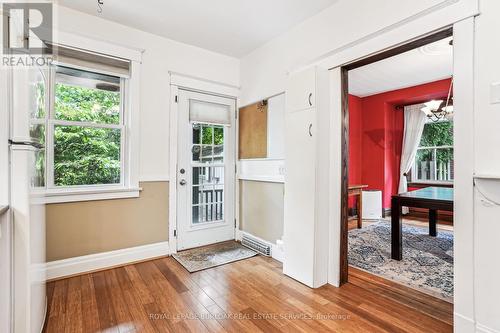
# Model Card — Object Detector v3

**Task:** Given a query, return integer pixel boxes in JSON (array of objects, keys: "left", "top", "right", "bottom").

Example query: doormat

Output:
[{"left": 172, "top": 241, "right": 258, "bottom": 273}]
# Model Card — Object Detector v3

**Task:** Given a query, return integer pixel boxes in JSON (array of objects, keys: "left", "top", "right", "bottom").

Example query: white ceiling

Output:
[
  {"left": 349, "top": 37, "right": 453, "bottom": 97},
  {"left": 57, "top": 0, "right": 338, "bottom": 58}
]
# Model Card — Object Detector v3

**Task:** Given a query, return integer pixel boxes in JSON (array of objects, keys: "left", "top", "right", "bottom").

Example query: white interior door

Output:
[{"left": 176, "top": 89, "right": 236, "bottom": 250}]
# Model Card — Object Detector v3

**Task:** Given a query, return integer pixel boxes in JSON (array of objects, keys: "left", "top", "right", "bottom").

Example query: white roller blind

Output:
[
  {"left": 48, "top": 44, "right": 131, "bottom": 78},
  {"left": 189, "top": 99, "right": 231, "bottom": 126}
]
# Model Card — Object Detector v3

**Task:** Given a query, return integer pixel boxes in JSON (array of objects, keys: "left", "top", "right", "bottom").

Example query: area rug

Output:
[
  {"left": 172, "top": 241, "right": 258, "bottom": 273},
  {"left": 348, "top": 221, "right": 453, "bottom": 302}
]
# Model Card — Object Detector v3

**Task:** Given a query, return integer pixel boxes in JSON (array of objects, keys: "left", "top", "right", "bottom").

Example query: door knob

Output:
[{"left": 179, "top": 179, "right": 187, "bottom": 186}]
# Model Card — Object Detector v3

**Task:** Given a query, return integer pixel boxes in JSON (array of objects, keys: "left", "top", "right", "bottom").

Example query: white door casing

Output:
[{"left": 176, "top": 89, "right": 236, "bottom": 250}]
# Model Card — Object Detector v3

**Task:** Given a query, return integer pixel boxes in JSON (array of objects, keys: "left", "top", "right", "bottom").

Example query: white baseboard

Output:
[
  {"left": 476, "top": 323, "right": 500, "bottom": 333},
  {"left": 237, "top": 230, "right": 284, "bottom": 263},
  {"left": 454, "top": 312, "right": 476, "bottom": 333},
  {"left": 46, "top": 241, "right": 170, "bottom": 280},
  {"left": 453, "top": 312, "right": 500, "bottom": 333}
]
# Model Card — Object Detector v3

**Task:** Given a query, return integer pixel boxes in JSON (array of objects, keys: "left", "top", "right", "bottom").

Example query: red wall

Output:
[{"left": 349, "top": 78, "right": 452, "bottom": 209}]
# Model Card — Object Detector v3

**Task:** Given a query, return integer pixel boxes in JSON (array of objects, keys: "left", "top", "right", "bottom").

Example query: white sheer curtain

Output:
[{"left": 398, "top": 104, "right": 427, "bottom": 212}]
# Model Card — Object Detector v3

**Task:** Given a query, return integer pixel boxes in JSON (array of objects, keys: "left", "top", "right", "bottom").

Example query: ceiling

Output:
[
  {"left": 57, "top": 0, "right": 338, "bottom": 58},
  {"left": 349, "top": 37, "right": 453, "bottom": 97}
]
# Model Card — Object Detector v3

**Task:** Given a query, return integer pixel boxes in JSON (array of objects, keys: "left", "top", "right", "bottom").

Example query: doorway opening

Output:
[{"left": 340, "top": 28, "right": 455, "bottom": 305}]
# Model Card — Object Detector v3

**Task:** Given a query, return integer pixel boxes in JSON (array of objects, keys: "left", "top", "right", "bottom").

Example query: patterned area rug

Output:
[
  {"left": 348, "top": 221, "right": 453, "bottom": 302},
  {"left": 173, "top": 241, "right": 258, "bottom": 273}
]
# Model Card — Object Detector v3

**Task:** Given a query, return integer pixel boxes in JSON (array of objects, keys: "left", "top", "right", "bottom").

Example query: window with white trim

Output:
[
  {"left": 412, "top": 118, "right": 454, "bottom": 183},
  {"left": 48, "top": 65, "right": 125, "bottom": 187},
  {"left": 35, "top": 43, "right": 140, "bottom": 200}
]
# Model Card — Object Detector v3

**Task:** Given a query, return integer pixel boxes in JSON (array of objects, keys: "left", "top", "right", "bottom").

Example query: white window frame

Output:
[
  {"left": 40, "top": 33, "right": 142, "bottom": 203},
  {"left": 412, "top": 119, "right": 454, "bottom": 184}
]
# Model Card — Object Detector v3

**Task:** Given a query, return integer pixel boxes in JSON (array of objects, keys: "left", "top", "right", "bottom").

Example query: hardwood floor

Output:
[{"left": 44, "top": 255, "right": 453, "bottom": 333}]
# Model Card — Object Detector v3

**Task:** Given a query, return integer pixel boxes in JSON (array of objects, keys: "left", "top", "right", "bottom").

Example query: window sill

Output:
[
  {"left": 408, "top": 181, "right": 453, "bottom": 188},
  {"left": 43, "top": 187, "right": 142, "bottom": 204}
]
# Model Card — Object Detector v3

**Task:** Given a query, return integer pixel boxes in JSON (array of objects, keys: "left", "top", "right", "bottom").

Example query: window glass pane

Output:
[
  {"left": 202, "top": 125, "right": 213, "bottom": 144},
  {"left": 31, "top": 76, "right": 46, "bottom": 119},
  {"left": 192, "top": 166, "right": 224, "bottom": 185},
  {"left": 214, "top": 184, "right": 224, "bottom": 203},
  {"left": 214, "top": 127, "right": 224, "bottom": 145},
  {"left": 213, "top": 145, "right": 224, "bottom": 163},
  {"left": 201, "top": 145, "right": 213, "bottom": 163},
  {"left": 414, "top": 148, "right": 454, "bottom": 182},
  {"left": 192, "top": 145, "right": 201, "bottom": 162},
  {"left": 30, "top": 124, "right": 45, "bottom": 187},
  {"left": 419, "top": 120, "right": 453, "bottom": 147},
  {"left": 192, "top": 123, "right": 201, "bottom": 144},
  {"left": 54, "top": 66, "right": 121, "bottom": 125},
  {"left": 32, "top": 149, "right": 45, "bottom": 187},
  {"left": 192, "top": 205, "right": 201, "bottom": 224},
  {"left": 53, "top": 125, "right": 121, "bottom": 186},
  {"left": 30, "top": 123, "right": 45, "bottom": 144}
]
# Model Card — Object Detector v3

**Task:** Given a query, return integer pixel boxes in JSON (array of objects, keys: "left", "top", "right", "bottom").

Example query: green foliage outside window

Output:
[
  {"left": 53, "top": 84, "right": 121, "bottom": 186},
  {"left": 417, "top": 120, "right": 454, "bottom": 164}
]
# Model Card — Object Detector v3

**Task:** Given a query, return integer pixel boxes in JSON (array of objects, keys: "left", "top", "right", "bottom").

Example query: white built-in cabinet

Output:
[{"left": 284, "top": 66, "right": 330, "bottom": 288}]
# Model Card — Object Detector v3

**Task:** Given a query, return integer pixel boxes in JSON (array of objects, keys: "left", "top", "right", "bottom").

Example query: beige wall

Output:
[
  {"left": 46, "top": 182, "right": 169, "bottom": 261},
  {"left": 239, "top": 180, "right": 284, "bottom": 243}
]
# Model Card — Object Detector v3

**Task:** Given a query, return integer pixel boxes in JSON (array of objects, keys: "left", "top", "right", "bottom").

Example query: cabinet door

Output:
[
  {"left": 283, "top": 109, "right": 316, "bottom": 287},
  {"left": 286, "top": 67, "right": 316, "bottom": 112}
]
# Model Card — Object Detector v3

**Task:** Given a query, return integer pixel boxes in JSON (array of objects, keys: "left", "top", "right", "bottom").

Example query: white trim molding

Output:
[
  {"left": 170, "top": 72, "right": 240, "bottom": 98},
  {"left": 46, "top": 241, "right": 170, "bottom": 280},
  {"left": 238, "top": 159, "right": 285, "bottom": 184},
  {"left": 53, "top": 30, "right": 143, "bottom": 63},
  {"left": 43, "top": 187, "right": 141, "bottom": 204}
]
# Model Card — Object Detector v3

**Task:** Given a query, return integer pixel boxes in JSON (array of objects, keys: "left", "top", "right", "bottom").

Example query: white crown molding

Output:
[{"left": 46, "top": 241, "right": 170, "bottom": 280}]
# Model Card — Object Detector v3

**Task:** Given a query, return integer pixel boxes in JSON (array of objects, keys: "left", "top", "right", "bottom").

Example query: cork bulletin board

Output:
[{"left": 238, "top": 101, "right": 268, "bottom": 159}]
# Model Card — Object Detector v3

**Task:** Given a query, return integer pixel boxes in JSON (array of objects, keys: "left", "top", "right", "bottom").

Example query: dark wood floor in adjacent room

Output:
[{"left": 43, "top": 255, "right": 453, "bottom": 333}]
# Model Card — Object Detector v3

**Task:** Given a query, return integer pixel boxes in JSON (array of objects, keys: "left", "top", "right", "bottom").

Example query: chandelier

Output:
[{"left": 421, "top": 79, "right": 453, "bottom": 122}]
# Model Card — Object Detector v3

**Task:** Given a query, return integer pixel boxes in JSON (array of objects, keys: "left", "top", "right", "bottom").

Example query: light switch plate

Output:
[{"left": 490, "top": 82, "right": 500, "bottom": 104}]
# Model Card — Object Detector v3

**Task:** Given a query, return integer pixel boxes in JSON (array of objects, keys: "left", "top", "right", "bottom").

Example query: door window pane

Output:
[
  {"left": 214, "top": 127, "right": 224, "bottom": 145},
  {"left": 192, "top": 123, "right": 201, "bottom": 144},
  {"left": 201, "top": 145, "right": 213, "bottom": 163},
  {"left": 202, "top": 125, "right": 213, "bottom": 144},
  {"left": 213, "top": 145, "right": 224, "bottom": 163},
  {"left": 192, "top": 145, "right": 201, "bottom": 162}
]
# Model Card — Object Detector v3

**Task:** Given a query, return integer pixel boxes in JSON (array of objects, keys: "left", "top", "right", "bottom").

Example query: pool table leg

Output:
[
  {"left": 391, "top": 197, "right": 402, "bottom": 260},
  {"left": 429, "top": 209, "right": 437, "bottom": 237}
]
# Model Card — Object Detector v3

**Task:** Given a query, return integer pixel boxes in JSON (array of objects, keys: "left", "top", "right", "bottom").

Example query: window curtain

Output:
[{"left": 398, "top": 103, "right": 427, "bottom": 212}]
